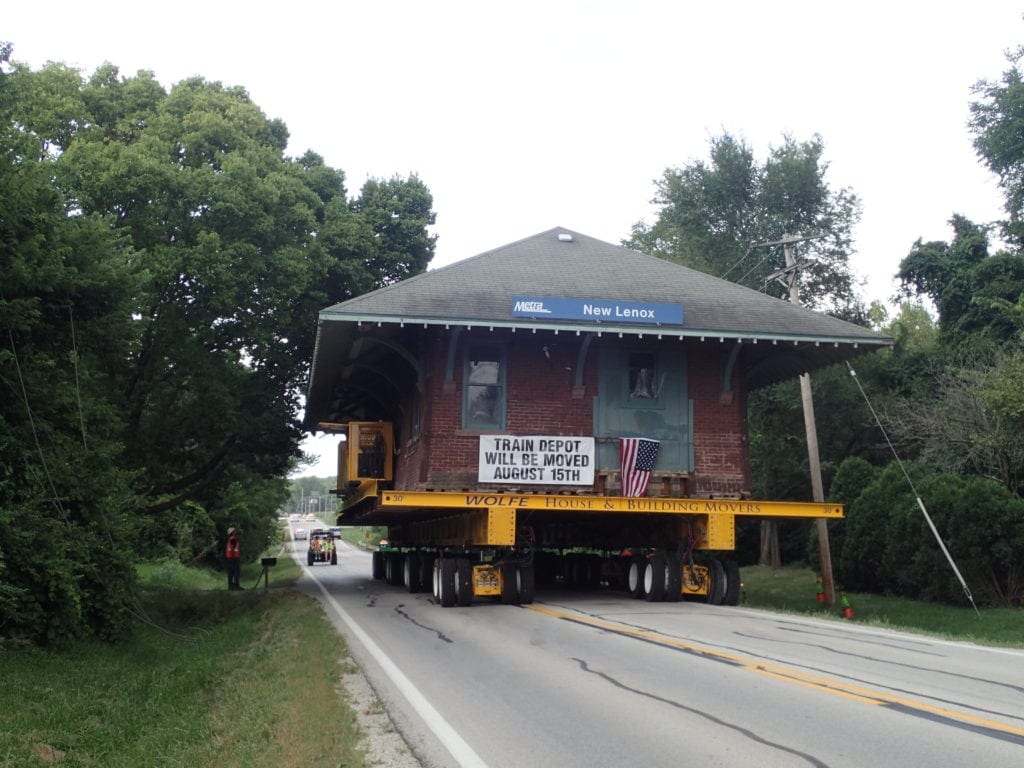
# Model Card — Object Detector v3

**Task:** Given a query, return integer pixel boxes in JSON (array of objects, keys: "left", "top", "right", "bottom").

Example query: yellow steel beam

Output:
[
  {"left": 380, "top": 490, "right": 842, "bottom": 519},
  {"left": 341, "top": 479, "right": 380, "bottom": 510},
  {"left": 706, "top": 513, "right": 736, "bottom": 549}
]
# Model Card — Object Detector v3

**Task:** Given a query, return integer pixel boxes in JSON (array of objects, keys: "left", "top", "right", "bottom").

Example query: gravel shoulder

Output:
[{"left": 341, "top": 665, "right": 423, "bottom": 768}]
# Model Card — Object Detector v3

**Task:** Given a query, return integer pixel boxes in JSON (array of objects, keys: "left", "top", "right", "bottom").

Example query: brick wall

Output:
[
  {"left": 688, "top": 346, "right": 750, "bottom": 495},
  {"left": 394, "top": 331, "right": 751, "bottom": 496}
]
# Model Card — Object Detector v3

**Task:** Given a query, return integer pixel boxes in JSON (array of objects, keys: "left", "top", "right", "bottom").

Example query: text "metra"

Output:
[{"left": 513, "top": 300, "right": 550, "bottom": 312}]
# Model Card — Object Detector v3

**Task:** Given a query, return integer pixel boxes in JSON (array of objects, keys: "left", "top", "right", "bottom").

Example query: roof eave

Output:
[{"left": 316, "top": 310, "right": 892, "bottom": 349}]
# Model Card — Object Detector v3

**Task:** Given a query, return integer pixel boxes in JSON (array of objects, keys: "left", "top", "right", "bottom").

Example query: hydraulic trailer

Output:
[{"left": 345, "top": 481, "right": 841, "bottom": 607}]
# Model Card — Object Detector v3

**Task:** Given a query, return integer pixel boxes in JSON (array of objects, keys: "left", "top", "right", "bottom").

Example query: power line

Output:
[{"left": 845, "top": 361, "right": 980, "bottom": 615}]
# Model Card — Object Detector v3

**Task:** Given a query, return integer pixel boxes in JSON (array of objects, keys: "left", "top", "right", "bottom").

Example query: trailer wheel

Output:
[
  {"left": 500, "top": 562, "right": 520, "bottom": 605},
  {"left": 605, "top": 557, "right": 627, "bottom": 591},
  {"left": 586, "top": 554, "right": 603, "bottom": 588},
  {"left": 331, "top": 551, "right": 338, "bottom": 566},
  {"left": 723, "top": 559, "right": 741, "bottom": 606},
  {"left": 569, "top": 554, "right": 590, "bottom": 588},
  {"left": 707, "top": 558, "right": 726, "bottom": 605},
  {"left": 307, "top": 551, "right": 315, "bottom": 567},
  {"left": 386, "top": 553, "right": 405, "bottom": 586},
  {"left": 431, "top": 558, "right": 441, "bottom": 601},
  {"left": 644, "top": 552, "right": 667, "bottom": 601},
  {"left": 561, "top": 554, "right": 578, "bottom": 587},
  {"left": 627, "top": 555, "right": 646, "bottom": 599},
  {"left": 438, "top": 558, "right": 457, "bottom": 607},
  {"left": 536, "top": 552, "right": 557, "bottom": 585},
  {"left": 372, "top": 551, "right": 386, "bottom": 580},
  {"left": 404, "top": 552, "right": 422, "bottom": 593},
  {"left": 455, "top": 558, "right": 473, "bottom": 607},
  {"left": 518, "top": 564, "right": 536, "bottom": 604},
  {"left": 665, "top": 551, "right": 683, "bottom": 602},
  {"left": 566, "top": 554, "right": 580, "bottom": 587},
  {"left": 419, "top": 553, "right": 435, "bottom": 590}
]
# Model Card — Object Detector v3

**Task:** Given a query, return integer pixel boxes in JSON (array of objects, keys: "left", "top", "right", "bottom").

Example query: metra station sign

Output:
[{"left": 511, "top": 296, "right": 684, "bottom": 325}]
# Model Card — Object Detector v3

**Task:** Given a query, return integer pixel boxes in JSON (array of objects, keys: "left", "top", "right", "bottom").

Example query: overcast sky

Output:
[{"left": 7, "top": 1, "right": 1022, "bottom": 475}]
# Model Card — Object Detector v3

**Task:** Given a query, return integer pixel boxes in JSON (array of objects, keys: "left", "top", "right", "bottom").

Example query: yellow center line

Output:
[{"left": 526, "top": 603, "right": 1024, "bottom": 740}]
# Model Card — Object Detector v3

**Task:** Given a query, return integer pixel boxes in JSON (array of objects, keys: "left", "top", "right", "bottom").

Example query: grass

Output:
[
  {"left": 0, "top": 550, "right": 368, "bottom": 768},
  {"left": 741, "top": 565, "right": 1024, "bottom": 648}
]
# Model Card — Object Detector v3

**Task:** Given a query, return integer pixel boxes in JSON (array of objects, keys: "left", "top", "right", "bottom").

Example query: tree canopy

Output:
[
  {"left": 970, "top": 45, "right": 1024, "bottom": 248},
  {"left": 626, "top": 132, "right": 863, "bottom": 314},
  {"left": 0, "top": 49, "right": 436, "bottom": 644}
]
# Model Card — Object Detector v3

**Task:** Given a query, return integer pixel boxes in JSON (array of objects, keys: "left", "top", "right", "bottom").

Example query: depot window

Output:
[
  {"left": 462, "top": 344, "right": 506, "bottom": 430},
  {"left": 627, "top": 351, "right": 658, "bottom": 401}
]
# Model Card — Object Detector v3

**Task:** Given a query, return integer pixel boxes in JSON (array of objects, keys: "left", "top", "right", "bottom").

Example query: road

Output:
[{"left": 287, "top": 521, "right": 1024, "bottom": 768}]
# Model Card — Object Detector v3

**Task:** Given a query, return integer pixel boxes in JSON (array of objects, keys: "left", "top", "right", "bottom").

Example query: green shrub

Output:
[
  {"left": 912, "top": 474, "right": 1024, "bottom": 606},
  {"left": 808, "top": 456, "right": 881, "bottom": 569},
  {"left": 838, "top": 461, "right": 1024, "bottom": 607},
  {"left": 839, "top": 463, "right": 906, "bottom": 593}
]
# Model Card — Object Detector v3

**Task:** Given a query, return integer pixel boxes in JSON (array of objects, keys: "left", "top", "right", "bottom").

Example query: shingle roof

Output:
[{"left": 319, "top": 227, "right": 886, "bottom": 344}]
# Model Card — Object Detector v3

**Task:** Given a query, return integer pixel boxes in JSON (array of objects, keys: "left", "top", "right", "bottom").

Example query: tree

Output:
[
  {"left": 1, "top": 52, "right": 437, "bottom": 644},
  {"left": 892, "top": 212, "right": 1024, "bottom": 495},
  {"left": 882, "top": 350, "right": 1024, "bottom": 495},
  {"left": 321, "top": 173, "right": 438, "bottom": 303},
  {"left": 627, "top": 132, "right": 863, "bottom": 313},
  {"left": 970, "top": 46, "right": 1024, "bottom": 248},
  {"left": 1, "top": 50, "right": 139, "bottom": 644},
  {"left": 896, "top": 215, "right": 1024, "bottom": 351},
  {"left": 44, "top": 66, "right": 436, "bottom": 533}
]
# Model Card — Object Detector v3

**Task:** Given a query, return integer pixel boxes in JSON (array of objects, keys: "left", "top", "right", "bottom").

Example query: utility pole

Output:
[{"left": 781, "top": 234, "right": 836, "bottom": 606}]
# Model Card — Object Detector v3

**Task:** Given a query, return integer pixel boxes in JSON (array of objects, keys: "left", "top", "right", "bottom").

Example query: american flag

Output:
[{"left": 619, "top": 438, "right": 660, "bottom": 497}]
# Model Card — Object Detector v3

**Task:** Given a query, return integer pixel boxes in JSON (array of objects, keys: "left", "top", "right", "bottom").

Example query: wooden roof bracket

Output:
[
  {"left": 361, "top": 335, "right": 425, "bottom": 391},
  {"left": 721, "top": 341, "right": 742, "bottom": 404},
  {"left": 572, "top": 334, "right": 593, "bottom": 398},
  {"left": 443, "top": 327, "right": 462, "bottom": 393}
]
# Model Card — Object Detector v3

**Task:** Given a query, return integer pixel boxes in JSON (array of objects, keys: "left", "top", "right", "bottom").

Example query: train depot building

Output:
[{"left": 304, "top": 228, "right": 891, "bottom": 606}]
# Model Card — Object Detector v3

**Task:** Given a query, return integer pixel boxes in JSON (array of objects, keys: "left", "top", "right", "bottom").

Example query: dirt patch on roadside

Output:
[{"left": 341, "top": 668, "right": 422, "bottom": 768}]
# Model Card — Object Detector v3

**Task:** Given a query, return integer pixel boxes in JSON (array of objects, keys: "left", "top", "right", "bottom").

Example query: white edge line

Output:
[{"left": 302, "top": 558, "right": 490, "bottom": 768}]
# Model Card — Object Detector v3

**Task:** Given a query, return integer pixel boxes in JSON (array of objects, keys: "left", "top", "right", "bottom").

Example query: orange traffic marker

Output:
[{"left": 840, "top": 591, "right": 854, "bottom": 619}]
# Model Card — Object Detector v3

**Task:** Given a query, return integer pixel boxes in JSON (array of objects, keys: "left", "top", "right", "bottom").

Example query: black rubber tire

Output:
[
  {"left": 517, "top": 564, "right": 536, "bottom": 604},
  {"left": 455, "top": 558, "right": 473, "bottom": 607},
  {"left": 419, "top": 554, "right": 435, "bottom": 589},
  {"left": 438, "top": 558, "right": 456, "bottom": 607},
  {"left": 372, "top": 551, "right": 385, "bottom": 580},
  {"left": 570, "top": 554, "right": 587, "bottom": 588},
  {"left": 386, "top": 553, "right": 405, "bottom": 586},
  {"left": 562, "top": 554, "right": 578, "bottom": 587},
  {"left": 331, "top": 551, "right": 338, "bottom": 566},
  {"left": 585, "top": 554, "right": 602, "bottom": 588},
  {"left": 500, "top": 562, "right": 519, "bottom": 604},
  {"left": 307, "top": 552, "right": 314, "bottom": 567},
  {"left": 628, "top": 555, "right": 646, "bottom": 599},
  {"left": 431, "top": 557, "right": 441, "bottom": 601},
  {"left": 605, "top": 557, "right": 627, "bottom": 591},
  {"left": 644, "top": 552, "right": 667, "bottom": 601},
  {"left": 665, "top": 551, "right": 683, "bottom": 602},
  {"left": 707, "top": 558, "right": 727, "bottom": 605},
  {"left": 535, "top": 552, "right": 556, "bottom": 585},
  {"left": 404, "top": 552, "right": 422, "bottom": 593},
  {"left": 723, "top": 559, "right": 741, "bottom": 606}
]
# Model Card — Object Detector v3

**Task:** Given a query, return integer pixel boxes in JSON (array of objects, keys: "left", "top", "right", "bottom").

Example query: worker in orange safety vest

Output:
[{"left": 226, "top": 527, "right": 242, "bottom": 590}]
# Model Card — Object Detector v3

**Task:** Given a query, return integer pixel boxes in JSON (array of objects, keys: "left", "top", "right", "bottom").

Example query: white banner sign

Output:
[{"left": 478, "top": 435, "right": 595, "bottom": 485}]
